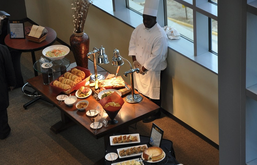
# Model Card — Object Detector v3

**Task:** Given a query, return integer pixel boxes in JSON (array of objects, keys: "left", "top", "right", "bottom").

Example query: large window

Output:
[
  {"left": 127, "top": 0, "right": 218, "bottom": 54},
  {"left": 211, "top": 19, "right": 218, "bottom": 53},
  {"left": 166, "top": 0, "right": 193, "bottom": 41}
]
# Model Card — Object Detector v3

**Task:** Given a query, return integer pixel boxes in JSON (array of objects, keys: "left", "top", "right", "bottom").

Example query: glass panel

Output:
[
  {"left": 127, "top": 0, "right": 145, "bottom": 15},
  {"left": 211, "top": 19, "right": 218, "bottom": 53},
  {"left": 167, "top": 0, "right": 193, "bottom": 41}
]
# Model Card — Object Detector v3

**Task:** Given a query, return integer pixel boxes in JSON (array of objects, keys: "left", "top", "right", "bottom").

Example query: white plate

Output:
[
  {"left": 110, "top": 133, "right": 140, "bottom": 146},
  {"left": 42, "top": 45, "right": 70, "bottom": 61},
  {"left": 90, "top": 122, "right": 103, "bottom": 129},
  {"left": 86, "top": 109, "right": 99, "bottom": 117},
  {"left": 105, "top": 152, "right": 118, "bottom": 161},
  {"left": 111, "top": 158, "right": 144, "bottom": 165},
  {"left": 75, "top": 88, "right": 92, "bottom": 99},
  {"left": 117, "top": 144, "right": 148, "bottom": 159},
  {"left": 56, "top": 94, "right": 68, "bottom": 101},
  {"left": 141, "top": 149, "right": 166, "bottom": 163},
  {"left": 98, "top": 89, "right": 122, "bottom": 100}
]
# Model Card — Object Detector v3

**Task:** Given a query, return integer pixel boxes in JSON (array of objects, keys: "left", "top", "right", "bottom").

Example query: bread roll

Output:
[
  {"left": 63, "top": 72, "right": 82, "bottom": 84},
  {"left": 71, "top": 68, "right": 85, "bottom": 79},
  {"left": 59, "top": 77, "right": 76, "bottom": 87},
  {"left": 53, "top": 80, "right": 71, "bottom": 90}
]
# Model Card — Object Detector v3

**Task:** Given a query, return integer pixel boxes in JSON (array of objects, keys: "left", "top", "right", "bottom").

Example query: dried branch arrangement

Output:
[{"left": 71, "top": 0, "right": 93, "bottom": 33}]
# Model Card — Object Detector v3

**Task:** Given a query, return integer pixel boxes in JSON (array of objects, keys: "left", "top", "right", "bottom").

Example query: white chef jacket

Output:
[{"left": 128, "top": 23, "right": 168, "bottom": 99}]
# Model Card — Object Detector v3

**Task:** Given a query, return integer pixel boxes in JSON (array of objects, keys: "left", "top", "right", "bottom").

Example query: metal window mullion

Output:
[
  {"left": 208, "top": 18, "right": 212, "bottom": 52},
  {"left": 112, "top": 0, "right": 126, "bottom": 11},
  {"left": 194, "top": 11, "right": 209, "bottom": 56}
]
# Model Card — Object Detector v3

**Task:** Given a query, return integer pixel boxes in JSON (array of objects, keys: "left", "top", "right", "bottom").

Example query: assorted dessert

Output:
[
  {"left": 118, "top": 145, "right": 147, "bottom": 157},
  {"left": 142, "top": 146, "right": 165, "bottom": 162},
  {"left": 112, "top": 134, "right": 139, "bottom": 144}
]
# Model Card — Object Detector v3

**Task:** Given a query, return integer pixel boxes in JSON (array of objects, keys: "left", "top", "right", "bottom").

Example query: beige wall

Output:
[{"left": 25, "top": 0, "right": 219, "bottom": 144}]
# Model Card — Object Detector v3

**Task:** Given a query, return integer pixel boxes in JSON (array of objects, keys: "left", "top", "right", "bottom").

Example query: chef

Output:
[{"left": 128, "top": 0, "right": 168, "bottom": 123}]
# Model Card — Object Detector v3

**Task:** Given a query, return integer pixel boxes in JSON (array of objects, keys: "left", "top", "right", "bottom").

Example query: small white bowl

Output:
[
  {"left": 76, "top": 100, "right": 89, "bottom": 111},
  {"left": 64, "top": 96, "right": 77, "bottom": 107}
]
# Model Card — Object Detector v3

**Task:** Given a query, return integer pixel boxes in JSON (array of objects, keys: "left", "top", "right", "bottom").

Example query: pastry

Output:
[
  {"left": 118, "top": 145, "right": 147, "bottom": 158},
  {"left": 142, "top": 146, "right": 164, "bottom": 162},
  {"left": 71, "top": 68, "right": 85, "bottom": 79},
  {"left": 112, "top": 137, "right": 118, "bottom": 144},
  {"left": 117, "top": 135, "right": 123, "bottom": 143},
  {"left": 53, "top": 80, "right": 71, "bottom": 90},
  {"left": 63, "top": 72, "right": 82, "bottom": 84},
  {"left": 59, "top": 77, "right": 76, "bottom": 87}
]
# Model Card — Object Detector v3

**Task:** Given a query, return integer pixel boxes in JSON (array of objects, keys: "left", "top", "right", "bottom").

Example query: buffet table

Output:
[
  {"left": 25, "top": 60, "right": 163, "bottom": 164},
  {"left": 26, "top": 74, "right": 159, "bottom": 138}
]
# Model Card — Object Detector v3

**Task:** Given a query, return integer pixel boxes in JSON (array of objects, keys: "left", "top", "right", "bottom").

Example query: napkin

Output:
[{"left": 163, "top": 26, "right": 180, "bottom": 40}]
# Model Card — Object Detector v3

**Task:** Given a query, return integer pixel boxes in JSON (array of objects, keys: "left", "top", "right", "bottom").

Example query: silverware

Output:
[
  {"left": 109, "top": 152, "right": 113, "bottom": 161},
  {"left": 139, "top": 158, "right": 144, "bottom": 165}
]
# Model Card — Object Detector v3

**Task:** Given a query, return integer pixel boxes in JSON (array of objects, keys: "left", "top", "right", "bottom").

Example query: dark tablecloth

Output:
[{"left": 104, "top": 135, "right": 179, "bottom": 165}]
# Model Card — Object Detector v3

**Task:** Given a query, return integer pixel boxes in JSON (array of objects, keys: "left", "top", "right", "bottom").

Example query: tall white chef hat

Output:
[{"left": 143, "top": 0, "right": 160, "bottom": 17}]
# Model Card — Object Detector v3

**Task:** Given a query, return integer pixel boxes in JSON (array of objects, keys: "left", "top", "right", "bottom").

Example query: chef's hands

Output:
[
  {"left": 133, "top": 60, "right": 141, "bottom": 70},
  {"left": 133, "top": 60, "right": 147, "bottom": 75}
]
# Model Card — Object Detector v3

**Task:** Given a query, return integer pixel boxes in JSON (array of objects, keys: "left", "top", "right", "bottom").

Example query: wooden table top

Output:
[
  {"left": 4, "top": 26, "right": 57, "bottom": 52},
  {"left": 27, "top": 74, "right": 159, "bottom": 139}
]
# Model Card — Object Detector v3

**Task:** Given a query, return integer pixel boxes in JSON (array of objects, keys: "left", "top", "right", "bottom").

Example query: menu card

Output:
[
  {"left": 9, "top": 20, "right": 25, "bottom": 39},
  {"left": 149, "top": 123, "right": 164, "bottom": 147}
]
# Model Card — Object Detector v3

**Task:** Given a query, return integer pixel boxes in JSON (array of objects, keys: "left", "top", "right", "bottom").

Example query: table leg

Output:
[
  {"left": 50, "top": 111, "right": 75, "bottom": 134},
  {"left": 31, "top": 51, "right": 38, "bottom": 76}
]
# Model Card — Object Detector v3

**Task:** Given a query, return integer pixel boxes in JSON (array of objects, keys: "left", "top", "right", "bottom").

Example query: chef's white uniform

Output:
[{"left": 128, "top": 23, "right": 168, "bottom": 99}]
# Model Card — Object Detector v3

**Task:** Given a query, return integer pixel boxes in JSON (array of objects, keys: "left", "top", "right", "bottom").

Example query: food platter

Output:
[
  {"left": 117, "top": 144, "right": 148, "bottom": 159},
  {"left": 109, "top": 133, "right": 140, "bottom": 146},
  {"left": 98, "top": 89, "right": 122, "bottom": 100},
  {"left": 75, "top": 88, "right": 92, "bottom": 99},
  {"left": 111, "top": 158, "right": 144, "bottom": 165}
]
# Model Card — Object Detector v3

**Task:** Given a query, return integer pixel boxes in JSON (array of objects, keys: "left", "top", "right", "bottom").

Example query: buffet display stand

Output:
[{"left": 103, "top": 135, "right": 179, "bottom": 165}]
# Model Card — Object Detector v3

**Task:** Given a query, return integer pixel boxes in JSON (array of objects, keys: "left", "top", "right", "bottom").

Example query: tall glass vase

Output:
[{"left": 70, "top": 32, "right": 89, "bottom": 69}]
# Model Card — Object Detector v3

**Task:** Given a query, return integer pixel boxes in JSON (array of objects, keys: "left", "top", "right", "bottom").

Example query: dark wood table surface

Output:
[
  {"left": 26, "top": 74, "right": 160, "bottom": 139},
  {"left": 5, "top": 26, "right": 57, "bottom": 76}
]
